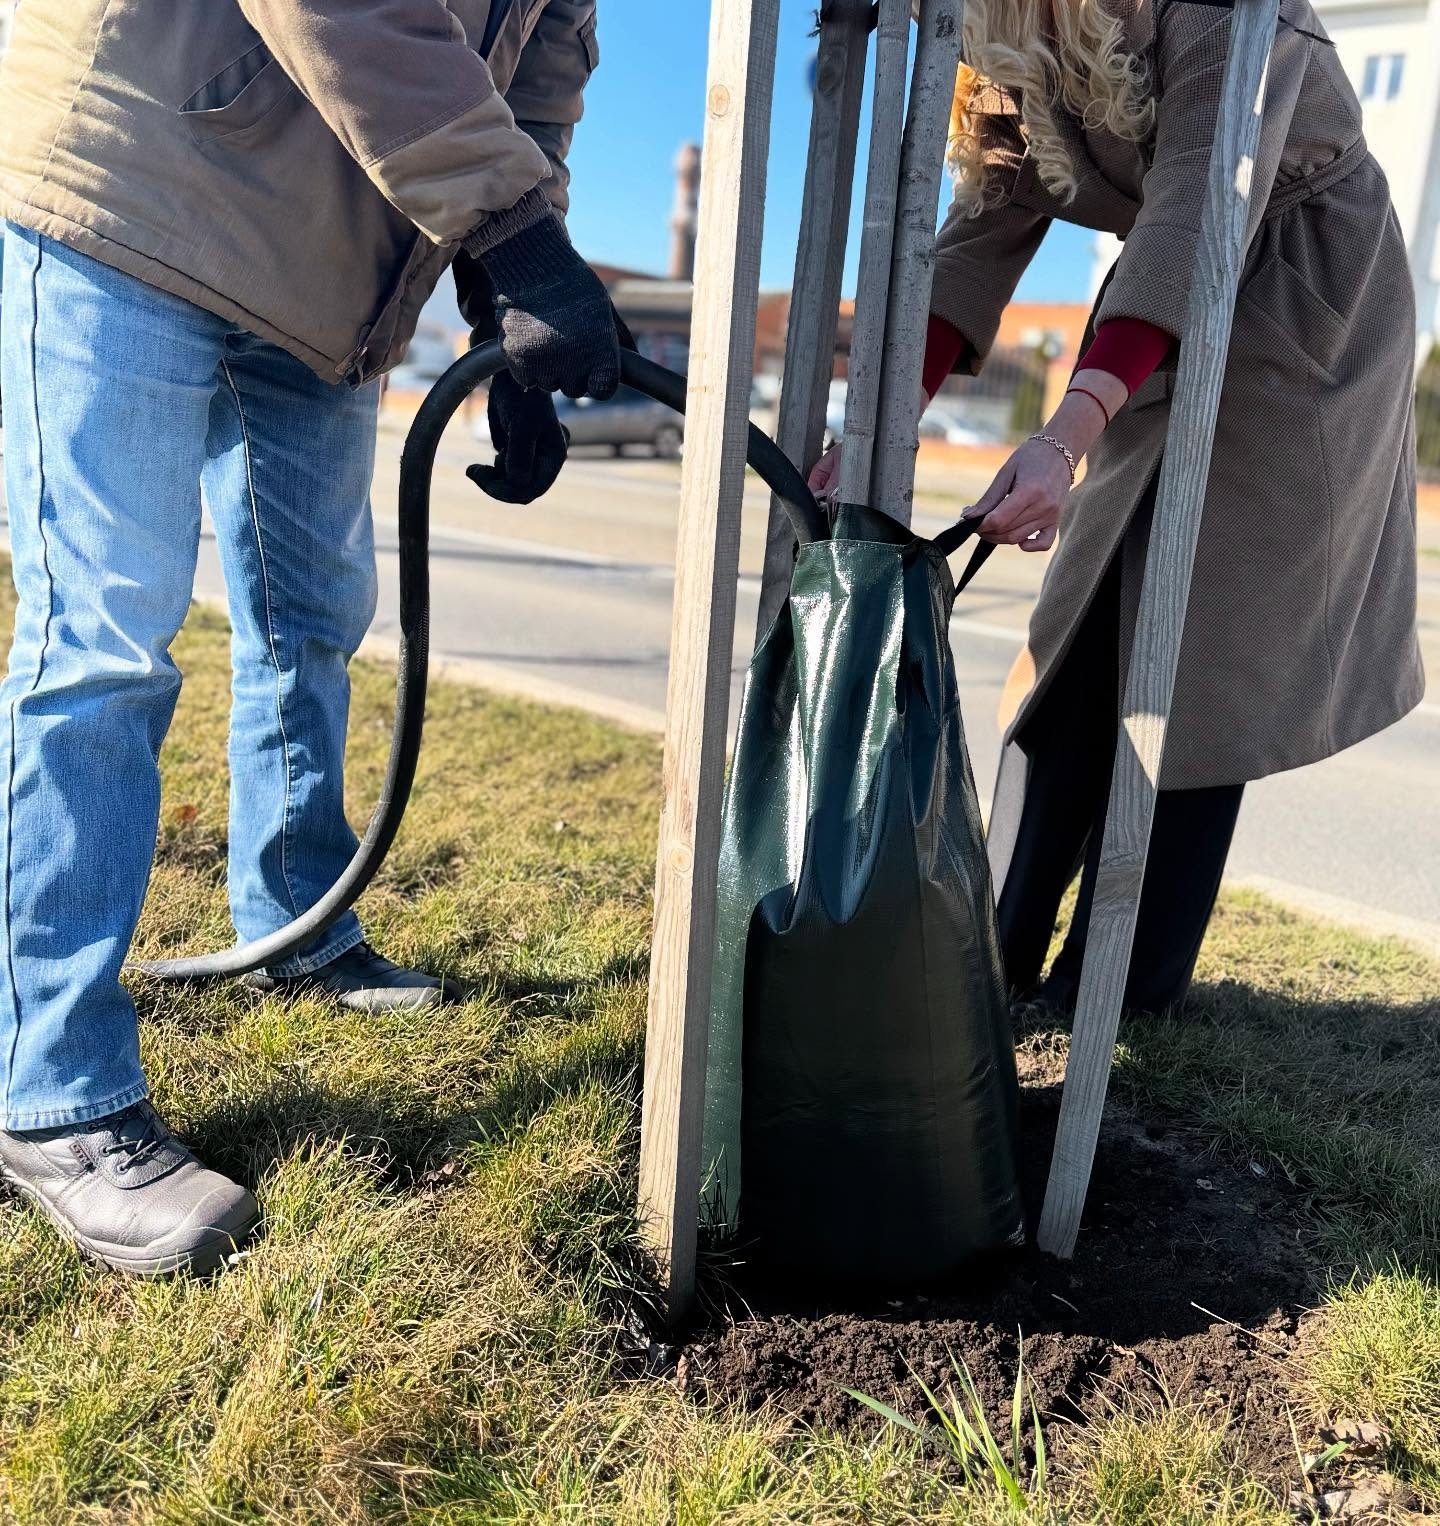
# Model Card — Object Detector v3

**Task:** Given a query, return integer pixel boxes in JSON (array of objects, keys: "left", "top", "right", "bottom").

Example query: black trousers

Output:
[{"left": 994, "top": 554, "right": 1243, "bottom": 1013}]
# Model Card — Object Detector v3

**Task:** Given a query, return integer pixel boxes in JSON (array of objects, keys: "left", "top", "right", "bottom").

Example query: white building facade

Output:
[
  {"left": 1314, "top": 0, "right": 1440, "bottom": 351},
  {"left": 1092, "top": 0, "right": 1440, "bottom": 354}
]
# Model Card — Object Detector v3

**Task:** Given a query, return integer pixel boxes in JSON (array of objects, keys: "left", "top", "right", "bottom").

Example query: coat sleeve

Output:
[
  {"left": 505, "top": 0, "right": 599, "bottom": 220},
  {"left": 930, "top": 114, "right": 1050, "bottom": 376},
  {"left": 1095, "top": 0, "right": 1311, "bottom": 338},
  {"left": 233, "top": 0, "right": 553, "bottom": 245}
]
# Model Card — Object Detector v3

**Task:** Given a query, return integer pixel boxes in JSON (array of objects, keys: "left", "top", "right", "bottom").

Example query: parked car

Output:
[
  {"left": 473, "top": 387, "right": 684, "bottom": 459},
  {"left": 919, "top": 403, "right": 1007, "bottom": 448}
]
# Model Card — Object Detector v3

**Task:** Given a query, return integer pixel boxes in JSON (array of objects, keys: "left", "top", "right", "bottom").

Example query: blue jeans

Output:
[{"left": 0, "top": 227, "right": 380, "bottom": 1130}]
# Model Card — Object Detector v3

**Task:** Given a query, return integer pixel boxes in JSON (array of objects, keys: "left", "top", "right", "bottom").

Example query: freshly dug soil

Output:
[{"left": 686, "top": 1069, "right": 1323, "bottom": 1484}]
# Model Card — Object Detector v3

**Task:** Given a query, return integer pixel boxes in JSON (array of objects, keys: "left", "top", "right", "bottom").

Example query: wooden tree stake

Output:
[
  {"left": 1037, "top": 0, "right": 1283, "bottom": 1259},
  {"left": 836, "top": 0, "right": 912, "bottom": 506},
  {"left": 637, "top": 0, "right": 781, "bottom": 1324},
  {"left": 756, "top": 0, "right": 872, "bottom": 637},
  {"left": 871, "top": 0, "right": 965, "bottom": 522}
]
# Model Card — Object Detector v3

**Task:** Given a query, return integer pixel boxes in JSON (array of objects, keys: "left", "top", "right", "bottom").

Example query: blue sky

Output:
[{"left": 564, "top": 0, "right": 1095, "bottom": 303}]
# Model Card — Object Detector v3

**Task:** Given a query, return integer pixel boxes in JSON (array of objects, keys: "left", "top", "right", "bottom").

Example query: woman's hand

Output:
[
  {"left": 966, "top": 376, "right": 1122, "bottom": 551},
  {"left": 810, "top": 369, "right": 1119, "bottom": 543},
  {"left": 966, "top": 436, "right": 1073, "bottom": 553},
  {"left": 808, "top": 439, "right": 842, "bottom": 501},
  {"left": 808, "top": 380, "right": 926, "bottom": 503},
  {"left": 817, "top": 430, "right": 1069, "bottom": 548}
]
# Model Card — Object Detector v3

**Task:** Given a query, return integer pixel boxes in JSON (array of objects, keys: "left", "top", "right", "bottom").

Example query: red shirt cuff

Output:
[
  {"left": 923, "top": 314, "right": 969, "bottom": 400},
  {"left": 1076, "top": 318, "right": 1173, "bottom": 396}
]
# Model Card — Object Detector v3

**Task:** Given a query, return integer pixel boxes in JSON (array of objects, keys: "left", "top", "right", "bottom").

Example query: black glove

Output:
[
  {"left": 464, "top": 189, "right": 621, "bottom": 400},
  {"left": 467, "top": 370, "right": 570, "bottom": 505},
  {"left": 453, "top": 249, "right": 638, "bottom": 364}
]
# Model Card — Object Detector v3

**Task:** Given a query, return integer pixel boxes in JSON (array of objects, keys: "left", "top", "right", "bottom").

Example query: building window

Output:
[{"left": 1361, "top": 53, "right": 1406, "bottom": 104}]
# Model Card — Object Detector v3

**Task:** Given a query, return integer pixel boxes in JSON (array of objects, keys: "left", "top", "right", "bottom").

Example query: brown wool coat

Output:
[
  {"left": 931, "top": 0, "right": 1424, "bottom": 789},
  {"left": 0, "top": 0, "right": 598, "bottom": 385}
]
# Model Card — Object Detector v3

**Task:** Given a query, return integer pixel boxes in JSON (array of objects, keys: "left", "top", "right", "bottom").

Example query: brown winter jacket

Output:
[{"left": 0, "top": 0, "right": 599, "bottom": 384}]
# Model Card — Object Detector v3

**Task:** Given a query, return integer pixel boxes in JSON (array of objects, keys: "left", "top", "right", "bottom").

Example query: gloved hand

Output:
[
  {"left": 463, "top": 188, "right": 621, "bottom": 400},
  {"left": 467, "top": 370, "right": 570, "bottom": 505}
]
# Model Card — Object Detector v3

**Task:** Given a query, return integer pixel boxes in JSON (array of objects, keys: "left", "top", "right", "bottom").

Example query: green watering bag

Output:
[{"left": 702, "top": 503, "right": 1026, "bottom": 1284}]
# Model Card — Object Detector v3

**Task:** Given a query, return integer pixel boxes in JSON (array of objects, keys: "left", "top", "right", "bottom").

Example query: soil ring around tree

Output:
[{"left": 682, "top": 1046, "right": 1331, "bottom": 1493}]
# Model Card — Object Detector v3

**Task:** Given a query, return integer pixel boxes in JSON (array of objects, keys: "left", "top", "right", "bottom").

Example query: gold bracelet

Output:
[{"left": 1029, "top": 432, "right": 1077, "bottom": 485}]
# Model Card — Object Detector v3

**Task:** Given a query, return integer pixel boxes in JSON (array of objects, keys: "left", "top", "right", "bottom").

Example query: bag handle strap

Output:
[{"left": 932, "top": 511, "right": 996, "bottom": 599}]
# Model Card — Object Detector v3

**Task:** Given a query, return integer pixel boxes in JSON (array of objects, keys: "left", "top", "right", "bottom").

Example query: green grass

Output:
[
  {"left": 0, "top": 576, "right": 1437, "bottom": 1522},
  {"left": 848, "top": 1350, "right": 1049, "bottom": 1515},
  {"left": 1301, "top": 1268, "right": 1440, "bottom": 1501},
  {"left": 1066, "top": 1394, "right": 1290, "bottom": 1526}
]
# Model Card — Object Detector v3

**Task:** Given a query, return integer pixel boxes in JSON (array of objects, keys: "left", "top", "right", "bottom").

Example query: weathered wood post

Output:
[
  {"left": 870, "top": 0, "right": 965, "bottom": 521},
  {"left": 636, "top": 0, "right": 780, "bottom": 1324},
  {"left": 836, "top": 0, "right": 912, "bottom": 506},
  {"left": 1038, "top": 0, "right": 1284, "bottom": 1258},
  {"left": 755, "top": 0, "right": 872, "bottom": 636}
]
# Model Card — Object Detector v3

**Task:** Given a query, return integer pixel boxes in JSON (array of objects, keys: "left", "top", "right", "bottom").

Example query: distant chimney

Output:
[{"left": 669, "top": 142, "right": 701, "bottom": 282}]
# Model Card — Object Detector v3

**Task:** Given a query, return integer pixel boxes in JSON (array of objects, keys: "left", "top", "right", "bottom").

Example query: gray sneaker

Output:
[
  {"left": 0, "top": 1102, "right": 259, "bottom": 1277},
  {"left": 246, "top": 941, "right": 461, "bottom": 1013}
]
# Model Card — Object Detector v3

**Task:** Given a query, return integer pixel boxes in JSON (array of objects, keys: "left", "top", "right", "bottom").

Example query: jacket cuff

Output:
[
  {"left": 462, "top": 187, "right": 559, "bottom": 258},
  {"left": 928, "top": 275, "right": 994, "bottom": 377},
  {"left": 1093, "top": 224, "right": 1198, "bottom": 345}
]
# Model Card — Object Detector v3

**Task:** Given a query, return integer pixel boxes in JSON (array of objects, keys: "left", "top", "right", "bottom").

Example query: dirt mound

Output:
[{"left": 688, "top": 1086, "right": 1320, "bottom": 1482}]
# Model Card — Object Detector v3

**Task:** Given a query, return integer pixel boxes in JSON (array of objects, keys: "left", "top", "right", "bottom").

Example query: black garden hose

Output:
[{"left": 140, "top": 341, "right": 826, "bottom": 981}]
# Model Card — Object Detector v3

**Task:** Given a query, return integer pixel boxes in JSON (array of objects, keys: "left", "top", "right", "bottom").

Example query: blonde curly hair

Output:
[{"left": 949, "top": 0, "right": 1154, "bottom": 215}]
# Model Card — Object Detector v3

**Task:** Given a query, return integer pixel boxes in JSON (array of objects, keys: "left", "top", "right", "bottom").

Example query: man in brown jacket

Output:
[{"left": 0, "top": 0, "right": 621, "bottom": 1275}]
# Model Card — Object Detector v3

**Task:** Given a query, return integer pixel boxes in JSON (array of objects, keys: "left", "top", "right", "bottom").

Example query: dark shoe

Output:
[
  {"left": 1009, "top": 973, "right": 1078, "bottom": 1036},
  {"left": 1032, "top": 969, "right": 1079, "bottom": 1015},
  {"left": 0, "top": 1102, "right": 258, "bottom": 1277},
  {"left": 246, "top": 941, "right": 461, "bottom": 1013}
]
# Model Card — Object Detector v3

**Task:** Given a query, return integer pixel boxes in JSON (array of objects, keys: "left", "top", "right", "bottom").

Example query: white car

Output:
[
  {"left": 919, "top": 405, "right": 1005, "bottom": 448},
  {"left": 822, "top": 388, "right": 1003, "bottom": 451}
]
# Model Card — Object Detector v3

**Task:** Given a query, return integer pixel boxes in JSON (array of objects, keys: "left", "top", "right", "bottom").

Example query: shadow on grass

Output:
[
  {"left": 480, "top": 947, "right": 650, "bottom": 1013},
  {"left": 186, "top": 1009, "right": 643, "bottom": 1199},
  {"left": 1016, "top": 977, "right": 1440, "bottom": 1281},
  {"left": 180, "top": 1018, "right": 661, "bottom": 1339},
  {"left": 189, "top": 1077, "right": 465, "bottom": 1190}
]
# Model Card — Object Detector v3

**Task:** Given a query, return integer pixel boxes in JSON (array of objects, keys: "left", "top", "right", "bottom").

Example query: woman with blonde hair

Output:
[{"left": 813, "top": 0, "right": 1423, "bottom": 1013}]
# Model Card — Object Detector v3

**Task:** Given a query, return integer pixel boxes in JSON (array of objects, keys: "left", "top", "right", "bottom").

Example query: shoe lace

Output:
[
  {"left": 98, "top": 1106, "right": 170, "bottom": 1177},
  {"left": 342, "top": 942, "right": 393, "bottom": 975}
]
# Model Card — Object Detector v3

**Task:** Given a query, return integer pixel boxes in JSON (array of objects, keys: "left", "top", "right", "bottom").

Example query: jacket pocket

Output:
[
  {"left": 181, "top": 44, "right": 295, "bottom": 142},
  {"left": 1239, "top": 253, "right": 1348, "bottom": 379}
]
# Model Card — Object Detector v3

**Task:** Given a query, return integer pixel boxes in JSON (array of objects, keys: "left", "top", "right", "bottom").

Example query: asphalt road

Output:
[{"left": 3, "top": 413, "right": 1437, "bottom": 949}]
